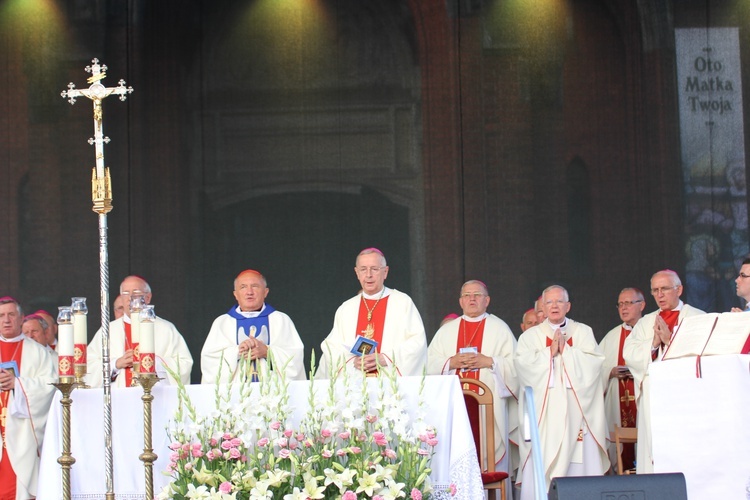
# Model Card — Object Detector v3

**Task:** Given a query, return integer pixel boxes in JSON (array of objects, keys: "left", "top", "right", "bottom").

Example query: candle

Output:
[
  {"left": 131, "top": 310, "right": 141, "bottom": 344},
  {"left": 58, "top": 323, "right": 75, "bottom": 378},
  {"left": 140, "top": 319, "right": 154, "bottom": 354},
  {"left": 73, "top": 313, "right": 87, "bottom": 345}
]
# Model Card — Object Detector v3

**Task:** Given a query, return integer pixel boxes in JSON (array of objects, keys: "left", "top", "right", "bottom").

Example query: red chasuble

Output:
[
  {"left": 0, "top": 340, "right": 24, "bottom": 500},
  {"left": 616, "top": 326, "right": 637, "bottom": 469},
  {"left": 455, "top": 318, "right": 486, "bottom": 390},
  {"left": 355, "top": 296, "right": 389, "bottom": 374}
]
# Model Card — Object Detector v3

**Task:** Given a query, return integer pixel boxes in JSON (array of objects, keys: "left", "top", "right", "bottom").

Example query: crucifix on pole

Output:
[{"left": 61, "top": 58, "right": 133, "bottom": 500}]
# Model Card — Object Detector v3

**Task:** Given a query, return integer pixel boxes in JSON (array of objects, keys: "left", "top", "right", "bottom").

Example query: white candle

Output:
[
  {"left": 58, "top": 323, "right": 74, "bottom": 356},
  {"left": 140, "top": 320, "right": 154, "bottom": 354},
  {"left": 131, "top": 311, "right": 141, "bottom": 343},
  {"left": 73, "top": 314, "right": 87, "bottom": 345}
]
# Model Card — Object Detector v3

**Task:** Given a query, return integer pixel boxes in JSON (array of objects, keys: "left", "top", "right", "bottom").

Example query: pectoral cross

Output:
[{"left": 620, "top": 388, "right": 635, "bottom": 404}]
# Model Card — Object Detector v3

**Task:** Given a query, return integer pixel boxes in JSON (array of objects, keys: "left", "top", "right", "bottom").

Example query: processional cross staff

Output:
[{"left": 61, "top": 58, "right": 133, "bottom": 500}]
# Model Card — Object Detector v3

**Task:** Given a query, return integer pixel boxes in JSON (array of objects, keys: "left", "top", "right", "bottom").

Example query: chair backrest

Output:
[{"left": 460, "top": 377, "right": 495, "bottom": 473}]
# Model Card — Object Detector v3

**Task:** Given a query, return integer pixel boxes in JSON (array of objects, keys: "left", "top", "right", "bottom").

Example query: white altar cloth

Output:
[
  {"left": 37, "top": 375, "right": 483, "bottom": 499},
  {"left": 650, "top": 354, "right": 750, "bottom": 500}
]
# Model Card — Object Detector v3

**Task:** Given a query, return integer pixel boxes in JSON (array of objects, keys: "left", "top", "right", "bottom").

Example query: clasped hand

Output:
[
  {"left": 550, "top": 330, "right": 566, "bottom": 356},
  {"left": 449, "top": 352, "right": 491, "bottom": 371},
  {"left": 238, "top": 338, "right": 268, "bottom": 360},
  {"left": 652, "top": 316, "right": 672, "bottom": 348}
]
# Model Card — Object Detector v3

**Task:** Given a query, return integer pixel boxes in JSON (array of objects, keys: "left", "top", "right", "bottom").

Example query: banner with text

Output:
[{"left": 676, "top": 28, "right": 747, "bottom": 311}]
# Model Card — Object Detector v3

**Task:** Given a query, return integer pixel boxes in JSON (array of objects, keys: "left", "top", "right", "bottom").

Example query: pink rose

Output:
[
  {"left": 384, "top": 448, "right": 397, "bottom": 459},
  {"left": 411, "top": 488, "right": 422, "bottom": 500},
  {"left": 342, "top": 492, "right": 357, "bottom": 500},
  {"left": 257, "top": 437, "right": 269, "bottom": 447},
  {"left": 219, "top": 481, "right": 232, "bottom": 494},
  {"left": 349, "top": 446, "right": 361, "bottom": 454},
  {"left": 374, "top": 496, "right": 385, "bottom": 500},
  {"left": 417, "top": 448, "right": 429, "bottom": 456},
  {"left": 223, "top": 433, "right": 232, "bottom": 440},
  {"left": 427, "top": 438, "right": 438, "bottom": 447},
  {"left": 229, "top": 448, "right": 241, "bottom": 459},
  {"left": 322, "top": 449, "right": 333, "bottom": 458},
  {"left": 205, "top": 450, "right": 215, "bottom": 461},
  {"left": 289, "top": 441, "right": 298, "bottom": 450},
  {"left": 449, "top": 483, "right": 457, "bottom": 496},
  {"left": 221, "top": 440, "right": 233, "bottom": 450},
  {"left": 296, "top": 433, "right": 305, "bottom": 441},
  {"left": 337, "top": 449, "right": 347, "bottom": 457},
  {"left": 284, "top": 429, "right": 293, "bottom": 438},
  {"left": 231, "top": 438, "right": 242, "bottom": 447},
  {"left": 192, "top": 442, "right": 202, "bottom": 450},
  {"left": 276, "top": 438, "right": 288, "bottom": 448},
  {"left": 169, "top": 452, "right": 180, "bottom": 462},
  {"left": 366, "top": 415, "right": 378, "bottom": 423},
  {"left": 168, "top": 442, "right": 181, "bottom": 451},
  {"left": 427, "top": 429, "right": 436, "bottom": 440},
  {"left": 184, "top": 462, "right": 193, "bottom": 471},
  {"left": 270, "top": 421, "right": 282, "bottom": 431},
  {"left": 339, "top": 431, "right": 350, "bottom": 440},
  {"left": 210, "top": 438, "right": 218, "bottom": 447},
  {"left": 304, "top": 440, "right": 313, "bottom": 448},
  {"left": 321, "top": 429, "right": 332, "bottom": 438},
  {"left": 192, "top": 448, "right": 203, "bottom": 458},
  {"left": 419, "top": 434, "right": 428, "bottom": 443},
  {"left": 278, "top": 448, "right": 291, "bottom": 459}
]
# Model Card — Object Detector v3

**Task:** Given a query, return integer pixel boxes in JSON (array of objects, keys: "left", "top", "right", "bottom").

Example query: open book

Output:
[{"left": 662, "top": 311, "right": 750, "bottom": 360}]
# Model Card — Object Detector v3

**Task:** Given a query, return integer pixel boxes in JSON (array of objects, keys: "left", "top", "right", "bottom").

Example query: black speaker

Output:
[{"left": 548, "top": 473, "right": 688, "bottom": 500}]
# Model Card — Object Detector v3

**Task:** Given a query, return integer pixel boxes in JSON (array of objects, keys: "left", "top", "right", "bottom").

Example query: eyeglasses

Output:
[
  {"left": 544, "top": 300, "right": 568, "bottom": 306},
  {"left": 650, "top": 286, "right": 678, "bottom": 295},
  {"left": 356, "top": 266, "right": 384, "bottom": 275},
  {"left": 460, "top": 292, "right": 486, "bottom": 299},
  {"left": 739, "top": 272, "right": 750, "bottom": 279},
  {"left": 616, "top": 300, "right": 643, "bottom": 308}
]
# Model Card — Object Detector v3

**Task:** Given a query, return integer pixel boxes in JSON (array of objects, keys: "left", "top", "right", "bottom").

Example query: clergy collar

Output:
[
  {"left": 622, "top": 323, "right": 634, "bottom": 331},
  {"left": 462, "top": 312, "right": 487, "bottom": 323},
  {"left": 0, "top": 333, "right": 25, "bottom": 343},
  {"left": 235, "top": 304, "right": 267, "bottom": 318},
  {"left": 546, "top": 318, "right": 567, "bottom": 330},
  {"left": 362, "top": 287, "right": 391, "bottom": 301}
]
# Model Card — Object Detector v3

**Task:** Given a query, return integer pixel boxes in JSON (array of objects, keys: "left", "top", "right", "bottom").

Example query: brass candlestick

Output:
[
  {"left": 73, "top": 363, "right": 89, "bottom": 389},
  {"left": 135, "top": 373, "right": 161, "bottom": 499},
  {"left": 53, "top": 380, "right": 77, "bottom": 500}
]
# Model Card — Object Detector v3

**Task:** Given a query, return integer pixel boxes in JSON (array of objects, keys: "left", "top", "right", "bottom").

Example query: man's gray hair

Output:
[
  {"left": 356, "top": 247, "right": 387, "bottom": 267},
  {"left": 651, "top": 269, "right": 682, "bottom": 287},
  {"left": 541, "top": 285, "right": 569, "bottom": 302}
]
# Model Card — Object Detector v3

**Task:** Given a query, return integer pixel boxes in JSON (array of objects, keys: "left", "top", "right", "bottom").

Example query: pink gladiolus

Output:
[
  {"left": 278, "top": 449, "right": 291, "bottom": 459},
  {"left": 219, "top": 481, "right": 232, "bottom": 494},
  {"left": 349, "top": 446, "right": 361, "bottom": 454},
  {"left": 257, "top": 437, "right": 269, "bottom": 447},
  {"left": 411, "top": 488, "right": 422, "bottom": 500},
  {"left": 270, "top": 421, "right": 282, "bottom": 431},
  {"left": 338, "top": 431, "right": 350, "bottom": 440},
  {"left": 229, "top": 448, "right": 241, "bottom": 459},
  {"left": 342, "top": 492, "right": 357, "bottom": 500},
  {"left": 427, "top": 438, "right": 439, "bottom": 447}
]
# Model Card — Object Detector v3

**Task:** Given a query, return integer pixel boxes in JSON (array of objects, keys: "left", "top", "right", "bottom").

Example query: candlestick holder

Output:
[
  {"left": 135, "top": 373, "right": 161, "bottom": 500},
  {"left": 53, "top": 380, "right": 77, "bottom": 500}
]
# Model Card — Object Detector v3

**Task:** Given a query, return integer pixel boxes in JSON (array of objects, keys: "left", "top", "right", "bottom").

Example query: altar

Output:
[
  {"left": 37, "top": 375, "right": 484, "bottom": 499},
  {"left": 650, "top": 354, "right": 750, "bottom": 499}
]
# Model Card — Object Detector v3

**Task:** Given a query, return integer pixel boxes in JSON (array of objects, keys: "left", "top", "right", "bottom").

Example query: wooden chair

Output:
[
  {"left": 460, "top": 378, "right": 508, "bottom": 500},
  {"left": 613, "top": 426, "right": 638, "bottom": 475}
]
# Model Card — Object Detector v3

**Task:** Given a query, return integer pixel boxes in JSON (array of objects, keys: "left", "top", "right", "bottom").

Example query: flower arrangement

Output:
[{"left": 157, "top": 354, "right": 444, "bottom": 500}]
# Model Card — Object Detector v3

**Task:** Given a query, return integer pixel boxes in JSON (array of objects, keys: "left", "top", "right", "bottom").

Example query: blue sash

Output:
[{"left": 227, "top": 304, "right": 276, "bottom": 381}]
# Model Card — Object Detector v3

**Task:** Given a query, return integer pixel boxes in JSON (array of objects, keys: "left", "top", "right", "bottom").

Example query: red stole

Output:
[
  {"left": 659, "top": 309, "right": 680, "bottom": 332},
  {"left": 456, "top": 318, "right": 486, "bottom": 385},
  {"left": 0, "top": 340, "right": 23, "bottom": 499},
  {"left": 124, "top": 322, "right": 135, "bottom": 387},
  {"left": 545, "top": 336, "right": 573, "bottom": 347},
  {"left": 617, "top": 326, "right": 637, "bottom": 469},
  {"left": 355, "top": 296, "right": 390, "bottom": 374}
]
